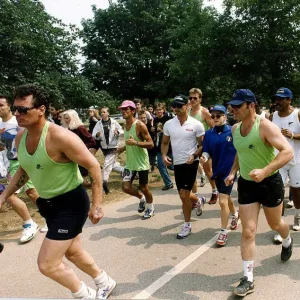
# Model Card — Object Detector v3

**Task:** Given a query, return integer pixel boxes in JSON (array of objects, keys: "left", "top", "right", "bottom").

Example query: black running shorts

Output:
[
  {"left": 122, "top": 169, "right": 149, "bottom": 186},
  {"left": 174, "top": 160, "right": 199, "bottom": 191},
  {"left": 238, "top": 172, "right": 284, "bottom": 208},
  {"left": 36, "top": 185, "right": 90, "bottom": 240}
]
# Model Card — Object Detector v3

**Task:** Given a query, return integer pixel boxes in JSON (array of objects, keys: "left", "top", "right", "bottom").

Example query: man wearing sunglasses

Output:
[
  {"left": 188, "top": 88, "right": 218, "bottom": 205},
  {"left": 225, "top": 89, "right": 293, "bottom": 297},
  {"left": 200, "top": 105, "right": 239, "bottom": 247},
  {"left": 162, "top": 95, "right": 206, "bottom": 239},
  {"left": 0, "top": 95, "right": 41, "bottom": 243},
  {"left": 0, "top": 84, "right": 116, "bottom": 299},
  {"left": 270, "top": 87, "right": 300, "bottom": 242}
]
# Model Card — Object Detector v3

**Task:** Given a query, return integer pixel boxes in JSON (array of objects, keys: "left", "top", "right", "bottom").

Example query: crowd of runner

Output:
[{"left": 0, "top": 84, "right": 298, "bottom": 298}]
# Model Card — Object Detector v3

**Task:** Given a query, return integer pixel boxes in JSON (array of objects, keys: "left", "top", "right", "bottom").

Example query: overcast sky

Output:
[{"left": 41, "top": 0, "right": 223, "bottom": 28}]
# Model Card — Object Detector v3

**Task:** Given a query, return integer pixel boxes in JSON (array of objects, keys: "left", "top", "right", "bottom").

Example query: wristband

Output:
[
  {"left": 193, "top": 154, "right": 198, "bottom": 160},
  {"left": 291, "top": 132, "right": 294, "bottom": 140}
]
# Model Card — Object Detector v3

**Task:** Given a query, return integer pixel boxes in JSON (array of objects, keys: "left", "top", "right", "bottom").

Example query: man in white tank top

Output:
[{"left": 270, "top": 87, "right": 300, "bottom": 241}]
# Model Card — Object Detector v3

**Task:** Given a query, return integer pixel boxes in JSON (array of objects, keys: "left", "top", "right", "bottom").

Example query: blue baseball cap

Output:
[
  {"left": 227, "top": 89, "right": 256, "bottom": 106},
  {"left": 275, "top": 87, "right": 293, "bottom": 99},
  {"left": 172, "top": 95, "right": 188, "bottom": 105},
  {"left": 211, "top": 104, "right": 227, "bottom": 114}
]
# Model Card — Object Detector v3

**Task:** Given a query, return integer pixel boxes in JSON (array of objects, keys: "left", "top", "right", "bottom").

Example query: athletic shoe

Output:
[
  {"left": 230, "top": 213, "right": 239, "bottom": 230},
  {"left": 141, "top": 208, "right": 155, "bottom": 220},
  {"left": 96, "top": 274, "right": 116, "bottom": 299},
  {"left": 138, "top": 201, "right": 146, "bottom": 213},
  {"left": 177, "top": 226, "right": 191, "bottom": 239},
  {"left": 40, "top": 224, "right": 48, "bottom": 233},
  {"left": 0, "top": 242, "right": 3, "bottom": 253},
  {"left": 273, "top": 232, "right": 283, "bottom": 244},
  {"left": 281, "top": 236, "right": 293, "bottom": 262},
  {"left": 103, "top": 181, "right": 110, "bottom": 195},
  {"left": 208, "top": 192, "right": 218, "bottom": 205},
  {"left": 20, "top": 222, "right": 39, "bottom": 243},
  {"left": 286, "top": 200, "right": 294, "bottom": 208},
  {"left": 292, "top": 215, "right": 300, "bottom": 231},
  {"left": 162, "top": 184, "right": 173, "bottom": 191},
  {"left": 216, "top": 231, "right": 228, "bottom": 246},
  {"left": 233, "top": 277, "right": 254, "bottom": 296},
  {"left": 195, "top": 196, "right": 206, "bottom": 216},
  {"left": 199, "top": 175, "right": 206, "bottom": 187},
  {"left": 72, "top": 282, "right": 96, "bottom": 299}
]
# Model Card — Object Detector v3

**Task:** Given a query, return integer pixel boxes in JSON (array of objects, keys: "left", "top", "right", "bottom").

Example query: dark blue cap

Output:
[
  {"left": 275, "top": 87, "right": 293, "bottom": 99},
  {"left": 227, "top": 89, "right": 256, "bottom": 106},
  {"left": 211, "top": 105, "right": 227, "bottom": 114},
  {"left": 172, "top": 95, "right": 188, "bottom": 105}
]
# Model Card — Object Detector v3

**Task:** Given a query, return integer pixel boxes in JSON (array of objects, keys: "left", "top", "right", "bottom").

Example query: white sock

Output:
[
  {"left": 147, "top": 203, "right": 154, "bottom": 210},
  {"left": 184, "top": 222, "right": 191, "bottom": 227},
  {"left": 242, "top": 260, "right": 254, "bottom": 282},
  {"left": 232, "top": 211, "right": 238, "bottom": 218},
  {"left": 221, "top": 228, "right": 228, "bottom": 234},
  {"left": 94, "top": 270, "right": 108, "bottom": 286},
  {"left": 72, "top": 281, "right": 95, "bottom": 298},
  {"left": 212, "top": 189, "right": 218, "bottom": 194},
  {"left": 282, "top": 235, "right": 291, "bottom": 248},
  {"left": 23, "top": 219, "right": 33, "bottom": 226},
  {"left": 139, "top": 195, "right": 146, "bottom": 202},
  {"left": 295, "top": 209, "right": 300, "bottom": 218}
]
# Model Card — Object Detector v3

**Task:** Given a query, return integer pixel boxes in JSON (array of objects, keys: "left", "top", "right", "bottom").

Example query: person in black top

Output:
[{"left": 153, "top": 103, "right": 174, "bottom": 190}]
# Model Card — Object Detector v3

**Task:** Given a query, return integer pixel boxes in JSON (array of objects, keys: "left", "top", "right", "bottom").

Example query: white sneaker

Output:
[
  {"left": 95, "top": 273, "right": 117, "bottom": 299},
  {"left": 177, "top": 226, "right": 191, "bottom": 239},
  {"left": 293, "top": 215, "right": 300, "bottom": 231},
  {"left": 273, "top": 232, "right": 283, "bottom": 244},
  {"left": 286, "top": 200, "right": 294, "bottom": 208},
  {"left": 20, "top": 222, "right": 39, "bottom": 243},
  {"left": 72, "top": 281, "right": 97, "bottom": 299}
]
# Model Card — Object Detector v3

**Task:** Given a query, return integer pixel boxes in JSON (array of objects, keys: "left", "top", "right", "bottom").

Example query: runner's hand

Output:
[
  {"left": 163, "top": 155, "right": 172, "bottom": 166},
  {"left": 200, "top": 155, "right": 207, "bottom": 164},
  {"left": 224, "top": 174, "right": 235, "bottom": 186},
  {"left": 186, "top": 155, "right": 194, "bottom": 165},
  {"left": 88, "top": 204, "right": 104, "bottom": 224},
  {"left": 126, "top": 134, "right": 137, "bottom": 146},
  {"left": 248, "top": 169, "right": 266, "bottom": 182}
]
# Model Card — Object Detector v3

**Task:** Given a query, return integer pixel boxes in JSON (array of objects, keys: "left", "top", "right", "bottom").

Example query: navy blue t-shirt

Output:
[{"left": 202, "top": 124, "right": 236, "bottom": 180}]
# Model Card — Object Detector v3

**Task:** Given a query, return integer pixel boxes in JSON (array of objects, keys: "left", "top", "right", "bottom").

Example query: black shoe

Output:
[
  {"left": 281, "top": 236, "right": 293, "bottom": 262},
  {"left": 151, "top": 165, "right": 155, "bottom": 172},
  {"left": 138, "top": 201, "right": 146, "bottom": 213},
  {"left": 162, "top": 184, "right": 173, "bottom": 191},
  {"left": 233, "top": 277, "right": 254, "bottom": 296},
  {"left": 0, "top": 242, "right": 3, "bottom": 253},
  {"left": 103, "top": 181, "right": 110, "bottom": 195}
]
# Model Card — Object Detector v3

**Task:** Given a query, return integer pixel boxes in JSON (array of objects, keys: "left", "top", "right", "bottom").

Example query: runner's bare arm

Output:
[
  {"left": 260, "top": 119, "right": 293, "bottom": 176},
  {"left": 134, "top": 121, "right": 154, "bottom": 149},
  {"left": 203, "top": 108, "right": 214, "bottom": 128}
]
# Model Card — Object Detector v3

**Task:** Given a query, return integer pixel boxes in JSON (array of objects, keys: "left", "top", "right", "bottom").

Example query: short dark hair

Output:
[
  {"left": 13, "top": 84, "right": 50, "bottom": 117},
  {"left": 0, "top": 95, "right": 12, "bottom": 106}
]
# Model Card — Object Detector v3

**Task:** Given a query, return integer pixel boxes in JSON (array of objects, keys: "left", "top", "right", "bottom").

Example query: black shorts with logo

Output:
[
  {"left": 174, "top": 160, "right": 199, "bottom": 191},
  {"left": 238, "top": 172, "right": 284, "bottom": 208},
  {"left": 36, "top": 185, "right": 90, "bottom": 240}
]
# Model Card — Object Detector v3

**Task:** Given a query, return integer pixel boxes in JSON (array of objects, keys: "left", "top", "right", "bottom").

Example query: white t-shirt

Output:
[
  {"left": 0, "top": 116, "right": 20, "bottom": 161},
  {"left": 163, "top": 116, "right": 205, "bottom": 165}
]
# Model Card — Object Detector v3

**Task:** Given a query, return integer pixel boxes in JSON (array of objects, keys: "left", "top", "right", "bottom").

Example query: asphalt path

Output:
[{"left": 0, "top": 182, "right": 299, "bottom": 299}]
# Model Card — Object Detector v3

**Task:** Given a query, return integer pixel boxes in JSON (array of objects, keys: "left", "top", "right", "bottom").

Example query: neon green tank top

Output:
[
  {"left": 124, "top": 120, "right": 150, "bottom": 171},
  {"left": 233, "top": 115, "right": 276, "bottom": 181},
  {"left": 188, "top": 107, "right": 209, "bottom": 130},
  {"left": 18, "top": 122, "right": 83, "bottom": 199}
]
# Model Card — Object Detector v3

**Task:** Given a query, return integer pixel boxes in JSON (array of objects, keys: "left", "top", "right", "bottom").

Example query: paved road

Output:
[{"left": 0, "top": 182, "right": 299, "bottom": 299}]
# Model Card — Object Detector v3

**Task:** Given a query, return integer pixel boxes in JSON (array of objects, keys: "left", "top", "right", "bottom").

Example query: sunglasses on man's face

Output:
[
  {"left": 211, "top": 114, "right": 224, "bottom": 119},
  {"left": 171, "top": 103, "right": 184, "bottom": 109},
  {"left": 11, "top": 105, "right": 36, "bottom": 115},
  {"left": 231, "top": 103, "right": 246, "bottom": 109},
  {"left": 189, "top": 96, "right": 199, "bottom": 101}
]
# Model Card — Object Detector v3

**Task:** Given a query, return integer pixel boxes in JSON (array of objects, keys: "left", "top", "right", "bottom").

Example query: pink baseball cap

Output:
[{"left": 118, "top": 100, "right": 136, "bottom": 109}]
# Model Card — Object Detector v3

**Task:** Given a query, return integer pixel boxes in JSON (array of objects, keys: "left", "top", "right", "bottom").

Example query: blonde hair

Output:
[
  {"left": 189, "top": 88, "right": 203, "bottom": 97},
  {"left": 62, "top": 109, "right": 84, "bottom": 130}
]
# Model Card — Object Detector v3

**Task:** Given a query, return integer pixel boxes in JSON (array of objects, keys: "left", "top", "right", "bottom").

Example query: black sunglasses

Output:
[
  {"left": 211, "top": 114, "right": 224, "bottom": 119},
  {"left": 171, "top": 103, "right": 184, "bottom": 109},
  {"left": 231, "top": 103, "right": 245, "bottom": 109},
  {"left": 189, "top": 96, "right": 199, "bottom": 100},
  {"left": 11, "top": 105, "right": 35, "bottom": 115}
]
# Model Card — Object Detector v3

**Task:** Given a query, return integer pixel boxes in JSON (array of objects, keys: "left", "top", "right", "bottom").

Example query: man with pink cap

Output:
[{"left": 118, "top": 100, "right": 155, "bottom": 219}]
